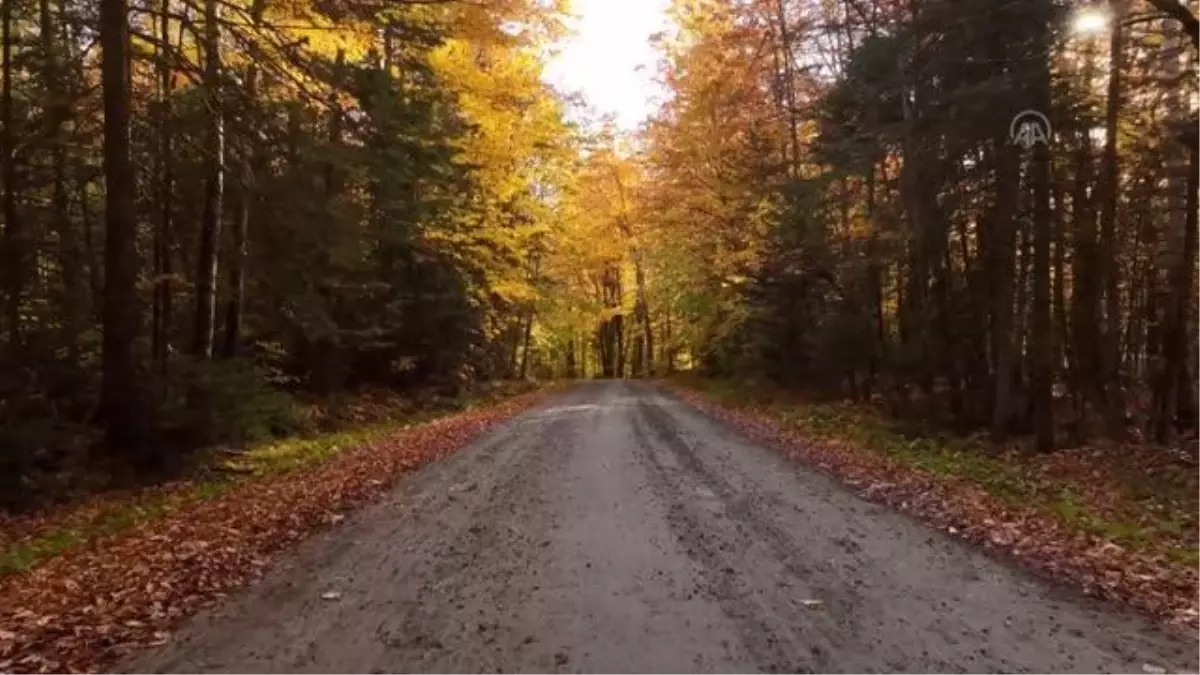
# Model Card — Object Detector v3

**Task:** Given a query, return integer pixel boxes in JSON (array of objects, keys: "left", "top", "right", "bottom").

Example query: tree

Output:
[
  {"left": 100, "top": 0, "right": 144, "bottom": 452},
  {"left": 1, "top": 0, "right": 578, "bottom": 493},
  {"left": 611, "top": 0, "right": 1198, "bottom": 449},
  {"left": 193, "top": 0, "right": 224, "bottom": 358},
  {"left": 1, "top": 0, "right": 20, "bottom": 351}
]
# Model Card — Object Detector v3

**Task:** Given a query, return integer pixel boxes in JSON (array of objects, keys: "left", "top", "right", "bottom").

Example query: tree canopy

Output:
[{"left": 0, "top": 0, "right": 1196, "bottom": 497}]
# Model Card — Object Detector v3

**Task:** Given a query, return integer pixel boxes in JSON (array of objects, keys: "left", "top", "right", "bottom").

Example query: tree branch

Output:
[{"left": 1144, "top": 0, "right": 1199, "bottom": 49}]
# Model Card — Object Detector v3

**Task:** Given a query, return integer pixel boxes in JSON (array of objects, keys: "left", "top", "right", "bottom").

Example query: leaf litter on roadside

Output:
[
  {"left": 666, "top": 383, "right": 1199, "bottom": 630},
  {"left": 0, "top": 390, "right": 549, "bottom": 674}
]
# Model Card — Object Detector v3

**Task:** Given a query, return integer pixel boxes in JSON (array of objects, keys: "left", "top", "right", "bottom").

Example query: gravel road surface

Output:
[{"left": 128, "top": 381, "right": 1197, "bottom": 674}]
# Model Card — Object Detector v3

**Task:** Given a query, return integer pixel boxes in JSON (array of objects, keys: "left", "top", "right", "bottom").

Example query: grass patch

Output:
[
  {"left": 223, "top": 425, "right": 399, "bottom": 477},
  {"left": 0, "top": 480, "right": 239, "bottom": 576}
]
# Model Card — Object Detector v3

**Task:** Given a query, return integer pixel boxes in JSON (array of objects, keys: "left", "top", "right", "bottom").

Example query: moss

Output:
[{"left": 0, "top": 528, "right": 84, "bottom": 575}]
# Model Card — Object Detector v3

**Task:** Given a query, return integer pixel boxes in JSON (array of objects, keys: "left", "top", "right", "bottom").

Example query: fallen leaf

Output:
[
  {"left": 666, "top": 382, "right": 1200, "bottom": 630},
  {"left": 0, "top": 389, "right": 549, "bottom": 673}
]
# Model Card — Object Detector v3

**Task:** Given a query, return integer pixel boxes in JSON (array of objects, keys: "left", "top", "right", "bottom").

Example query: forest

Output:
[{"left": 0, "top": 0, "right": 1196, "bottom": 504}]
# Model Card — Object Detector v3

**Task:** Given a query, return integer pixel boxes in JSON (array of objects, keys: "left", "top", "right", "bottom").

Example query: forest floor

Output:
[
  {"left": 0, "top": 380, "right": 552, "bottom": 672},
  {"left": 665, "top": 376, "right": 1199, "bottom": 628}
]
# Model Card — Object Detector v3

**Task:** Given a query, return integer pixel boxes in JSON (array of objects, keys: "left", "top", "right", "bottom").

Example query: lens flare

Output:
[{"left": 1072, "top": 7, "right": 1112, "bottom": 35}]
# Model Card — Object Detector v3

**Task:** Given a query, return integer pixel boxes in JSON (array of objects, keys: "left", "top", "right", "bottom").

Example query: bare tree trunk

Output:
[
  {"left": 223, "top": 0, "right": 266, "bottom": 358},
  {"left": 565, "top": 337, "right": 576, "bottom": 378},
  {"left": 40, "top": 0, "right": 79, "bottom": 359},
  {"left": 100, "top": 0, "right": 144, "bottom": 453},
  {"left": 1070, "top": 122, "right": 1102, "bottom": 424},
  {"left": 192, "top": 0, "right": 224, "bottom": 358},
  {"left": 990, "top": 139, "right": 1019, "bottom": 439},
  {"left": 519, "top": 311, "right": 534, "bottom": 378},
  {"left": 664, "top": 310, "right": 674, "bottom": 374},
  {"left": 2, "top": 0, "right": 21, "bottom": 351},
  {"left": 1096, "top": 0, "right": 1127, "bottom": 431},
  {"left": 1152, "top": 20, "right": 1198, "bottom": 441},
  {"left": 774, "top": 0, "right": 800, "bottom": 177},
  {"left": 615, "top": 313, "right": 626, "bottom": 379},
  {"left": 1051, "top": 174, "right": 1067, "bottom": 374},
  {"left": 152, "top": 0, "right": 178, "bottom": 367},
  {"left": 866, "top": 160, "right": 885, "bottom": 391},
  {"left": 80, "top": 178, "right": 101, "bottom": 313},
  {"left": 1030, "top": 98, "right": 1055, "bottom": 452},
  {"left": 518, "top": 254, "right": 540, "bottom": 379},
  {"left": 633, "top": 256, "right": 653, "bottom": 377},
  {"left": 324, "top": 49, "right": 345, "bottom": 197}
]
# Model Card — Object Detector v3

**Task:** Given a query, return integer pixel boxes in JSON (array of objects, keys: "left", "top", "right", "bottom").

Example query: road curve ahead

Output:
[{"left": 129, "top": 382, "right": 1196, "bottom": 674}]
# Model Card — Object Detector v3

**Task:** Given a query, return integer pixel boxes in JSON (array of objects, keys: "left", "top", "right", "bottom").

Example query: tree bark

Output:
[
  {"left": 2, "top": 0, "right": 21, "bottom": 351},
  {"left": 773, "top": 0, "right": 800, "bottom": 177},
  {"left": 518, "top": 253, "right": 540, "bottom": 379},
  {"left": 153, "top": 0, "right": 174, "bottom": 366},
  {"left": 193, "top": 0, "right": 224, "bottom": 358},
  {"left": 990, "top": 139, "right": 1019, "bottom": 439},
  {"left": 1070, "top": 94, "right": 1103, "bottom": 425},
  {"left": 100, "top": 0, "right": 144, "bottom": 452},
  {"left": 41, "top": 0, "right": 80, "bottom": 359},
  {"left": 1096, "top": 0, "right": 1127, "bottom": 431},
  {"left": 1030, "top": 89, "right": 1055, "bottom": 452},
  {"left": 222, "top": 0, "right": 266, "bottom": 358},
  {"left": 1152, "top": 20, "right": 1198, "bottom": 441},
  {"left": 565, "top": 337, "right": 576, "bottom": 378}
]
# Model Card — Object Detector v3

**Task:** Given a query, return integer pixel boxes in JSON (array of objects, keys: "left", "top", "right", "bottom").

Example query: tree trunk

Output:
[
  {"left": 866, "top": 159, "right": 886, "bottom": 391},
  {"left": 1030, "top": 107, "right": 1055, "bottom": 452},
  {"left": 222, "top": 0, "right": 266, "bottom": 358},
  {"left": 1051, "top": 171, "right": 1067, "bottom": 375},
  {"left": 990, "top": 139, "right": 1020, "bottom": 439},
  {"left": 664, "top": 310, "right": 674, "bottom": 373},
  {"left": 1096, "top": 0, "right": 1127, "bottom": 431},
  {"left": 1152, "top": 73, "right": 1198, "bottom": 441},
  {"left": 41, "top": 0, "right": 79, "bottom": 359},
  {"left": 153, "top": 0, "right": 175, "bottom": 367},
  {"left": 192, "top": 0, "right": 224, "bottom": 358},
  {"left": 2, "top": 0, "right": 21, "bottom": 351},
  {"left": 325, "top": 49, "right": 345, "bottom": 198},
  {"left": 774, "top": 0, "right": 800, "bottom": 177},
  {"left": 100, "top": 0, "right": 144, "bottom": 453},
  {"left": 1026, "top": 9, "right": 1056, "bottom": 451},
  {"left": 519, "top": 309, "right": 534, "bottom": 379},
  {"left": 1070, "top": 122, "right": 1102, "bottom": 425},
  {"left": 633, "top": 255, "right": 653, "bottom": 377},
  {"left": 565, "top": 337, "right": 576, "bottom": 378},
  {"left": 80, "top": 178, "right": 101, "bottom": 314}
]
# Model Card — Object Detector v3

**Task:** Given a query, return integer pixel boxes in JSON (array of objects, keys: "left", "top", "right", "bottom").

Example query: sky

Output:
[{"left": 543, "top": 0, "right": 673, "bottom": 131}]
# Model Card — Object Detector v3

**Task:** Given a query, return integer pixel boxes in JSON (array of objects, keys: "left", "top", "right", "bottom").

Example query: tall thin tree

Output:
[
  {"left": 100, "top": 0, "right": 143, "bottom": 452},
  {"left": 193, "top": 0, "right": 224, "bottom": 358}
]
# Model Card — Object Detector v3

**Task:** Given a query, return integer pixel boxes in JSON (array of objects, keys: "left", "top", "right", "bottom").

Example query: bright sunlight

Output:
[{"left": 544, "top": 0, "right": 672, "bottom": 130}]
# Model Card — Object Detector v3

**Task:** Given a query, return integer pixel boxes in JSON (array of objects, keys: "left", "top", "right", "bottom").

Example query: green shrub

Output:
[{"left": 153, "top": 358, "right": 302, "bottom": 448}]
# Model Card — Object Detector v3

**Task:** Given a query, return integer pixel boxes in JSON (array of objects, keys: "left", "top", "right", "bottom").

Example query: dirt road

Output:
[{"left": 128, "top": 382, "right": 1197, "bottom": 673}]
